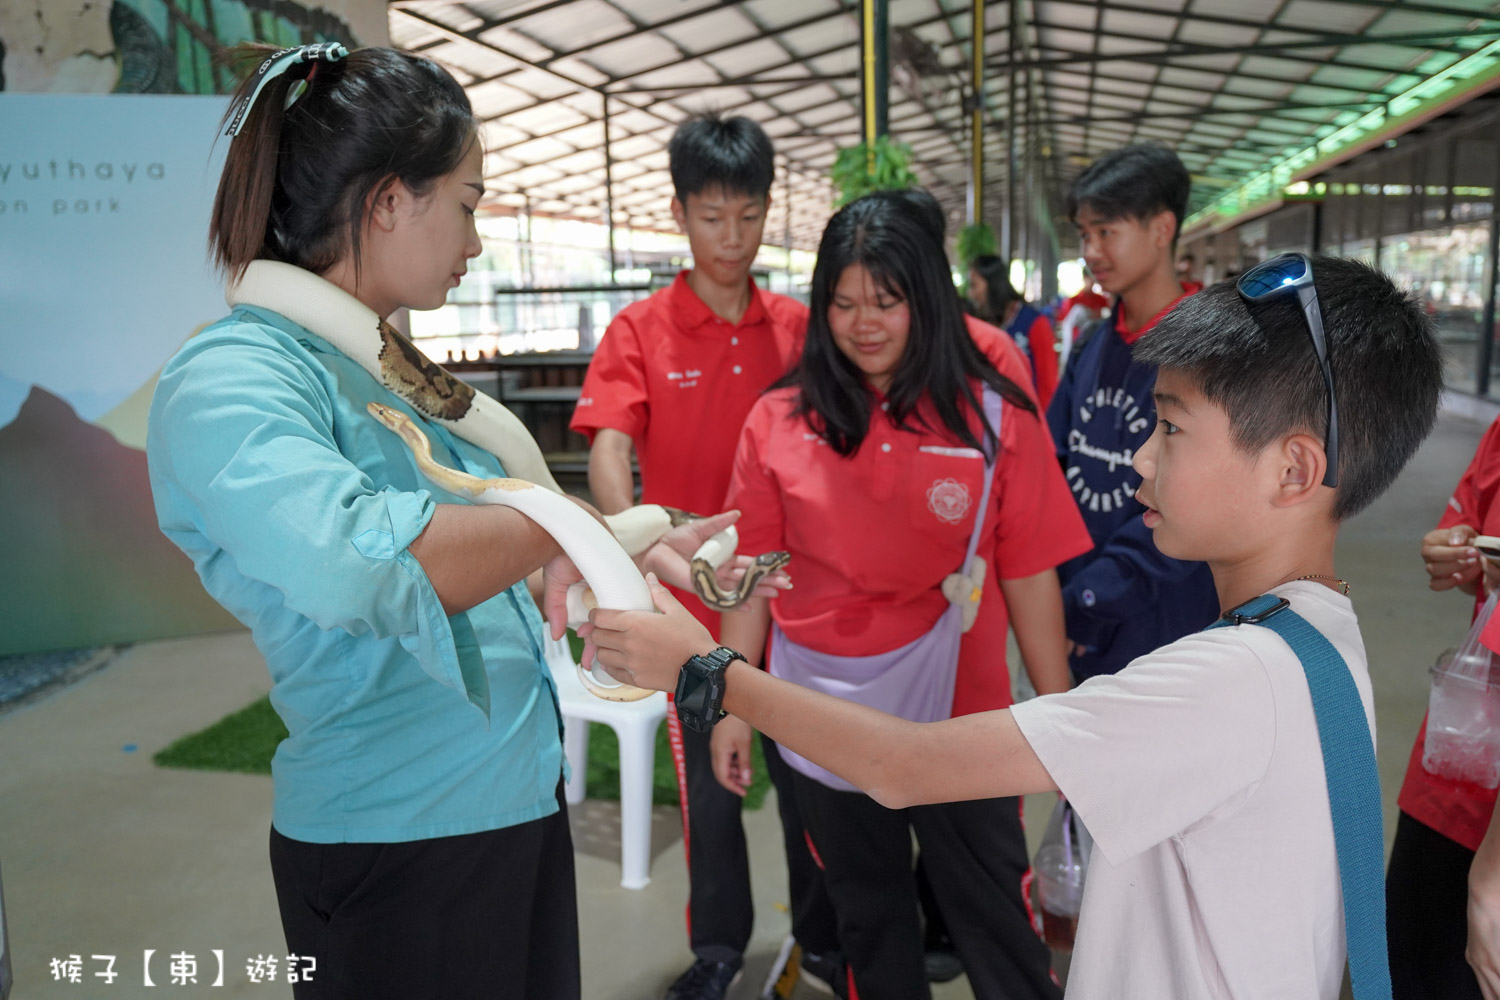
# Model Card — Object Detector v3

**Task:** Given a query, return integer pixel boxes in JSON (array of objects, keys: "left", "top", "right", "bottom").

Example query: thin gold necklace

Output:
[{"left": 1295, "top": 574, "right": 1350, "bottom": 595}]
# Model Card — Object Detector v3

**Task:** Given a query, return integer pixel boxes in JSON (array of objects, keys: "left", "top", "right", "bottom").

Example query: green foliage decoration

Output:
[
  {"left": 956, "top": 223, "right": 998, "bottom": 270},
  {"left": 829, "top": 136, "right": 920, "bottom": 207}
]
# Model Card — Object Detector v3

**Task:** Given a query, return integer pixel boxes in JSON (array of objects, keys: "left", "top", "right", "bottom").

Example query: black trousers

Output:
[
  {"left": 268, "top": 781, "right": 580, "bottom": 1000},
  {"left": 793, "top": 772, "right": 1060, "bottom": 1000},
  {"left": 1388, "top": 810, "right": 1483, "bottom": 1000},
  {"left": 667, "top": 707, "right": 839, "bottom": 964}
]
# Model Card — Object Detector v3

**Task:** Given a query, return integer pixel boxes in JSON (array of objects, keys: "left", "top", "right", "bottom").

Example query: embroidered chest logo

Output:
[{"left": 927, "top": 478, "right": 972, "bottom": 524}]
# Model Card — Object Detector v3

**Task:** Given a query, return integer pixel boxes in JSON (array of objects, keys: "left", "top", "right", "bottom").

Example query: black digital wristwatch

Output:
[{"left": 674, "top": 646, "right": 745, "bottom": 733}]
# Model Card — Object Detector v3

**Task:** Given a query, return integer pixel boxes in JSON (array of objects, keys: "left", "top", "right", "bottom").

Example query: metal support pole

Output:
[
  {"left": 861, "top": 0, "right": 889, "bottom": 155},
  {"left": 1022, "top": 28, "right": 1035, "bottom": 282},
  {"left": 1004, "top": 0, "right": 1017, "bottom": 261},
  {"left": 783, "top": 159, "right": 793, "bottom": 286},
  {"left": 522, "top": 192, "right": 534, "bottom": 287},
  {"left": 602, "top": 90, "right": 617, "bottom": 277},
  {"left": 968, "top": 0, "right": 984, "bottom": 225}
]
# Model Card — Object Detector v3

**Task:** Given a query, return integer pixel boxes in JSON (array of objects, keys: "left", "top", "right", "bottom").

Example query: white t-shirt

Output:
[{"left": 1011, "top": 581, "right": 1370, "bottom": 1000}]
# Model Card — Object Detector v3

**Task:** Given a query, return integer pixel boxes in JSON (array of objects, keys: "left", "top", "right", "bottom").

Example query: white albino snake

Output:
[
  {"left": 367, "top": 400, "right": 658, "bottom": 701},
  {"left": 225, "top": 261, "right": 788, "bottom": 699}
]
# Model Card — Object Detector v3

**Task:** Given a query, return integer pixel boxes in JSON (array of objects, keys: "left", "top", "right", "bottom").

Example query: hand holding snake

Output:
[
  {"left": 370, "top": 402, "right": 790, "bottom": 701},
  {"left": 228, "top": 261, "right": 791, "bottom": 701}
]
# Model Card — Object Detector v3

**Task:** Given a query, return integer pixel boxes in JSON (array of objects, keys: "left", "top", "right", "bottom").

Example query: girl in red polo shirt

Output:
[
  {"left": 707, "top": 196, "right": 1090, "bottom": 999},
  {"left": 1391, "top": 414, "right": 1500, "bottom": 999}
]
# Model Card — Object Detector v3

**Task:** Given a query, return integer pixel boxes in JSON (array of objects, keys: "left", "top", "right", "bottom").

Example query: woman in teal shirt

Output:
[{"left": 148, "top": 43, "right": 727, "bottom": 1000}]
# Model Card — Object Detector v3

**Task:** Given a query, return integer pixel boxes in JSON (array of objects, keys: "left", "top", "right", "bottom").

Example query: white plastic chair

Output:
[{"left": 543, "top": 633, "right": 668, "bottom": 890}]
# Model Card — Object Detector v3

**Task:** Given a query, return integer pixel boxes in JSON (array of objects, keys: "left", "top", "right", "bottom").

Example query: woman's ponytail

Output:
[
  {"left": 206, "top": 43, "right": 475, "bottom": 286},
  {"left": 209, "top": 44, "right": 302, "bottom": 282}
]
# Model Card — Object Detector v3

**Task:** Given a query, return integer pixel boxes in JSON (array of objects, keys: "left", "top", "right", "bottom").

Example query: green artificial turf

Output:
[
  {"left": 153, "top": 695, "right": 287, "bottom": 775},
  {"left": 154, "top": 633, "right": 772, "bottom": 809}
]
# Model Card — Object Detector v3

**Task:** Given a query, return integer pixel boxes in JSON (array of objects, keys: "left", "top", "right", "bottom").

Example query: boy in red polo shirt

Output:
[
  {"left": 570, "top": 113, "right": 838, "bottom": 1000},
  {"left": 1045, "top": 143, "right": 1219, "bottom": 683}
]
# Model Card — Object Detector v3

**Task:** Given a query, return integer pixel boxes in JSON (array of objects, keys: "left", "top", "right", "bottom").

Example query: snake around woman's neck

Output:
[{"left": 226, "top": 261, "right": 787, "bottom": 699}]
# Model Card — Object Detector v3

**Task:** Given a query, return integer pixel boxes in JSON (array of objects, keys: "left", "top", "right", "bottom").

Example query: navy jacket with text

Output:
[{"left": 1044, "top": 313, "right": 1220, "bottom": 680}]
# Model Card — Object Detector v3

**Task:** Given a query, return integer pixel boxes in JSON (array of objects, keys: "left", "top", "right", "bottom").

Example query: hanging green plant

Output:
[
  {"left": 829, "top": 136, "right": 920, "bottom": 207},
  {"left": 956, "top": 222, "right": 998, "bottom": 270}
]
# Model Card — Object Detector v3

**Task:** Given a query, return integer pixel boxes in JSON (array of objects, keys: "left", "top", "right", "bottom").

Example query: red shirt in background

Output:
[
  {"left": 1116, "top": 285, "right": 1196, "bottom": 346},
  {"left": 1019, "top": 313, "right": 1059, "bottom": 411},
  {"left": 1059, "top": 288, "right": 1108, "bottom": 322},
  {"left": 570, "top": 272, "right": 806, "bottom": 633},
  {"left": 965, "top": 314, "right": 1039, "bottom": 407}
]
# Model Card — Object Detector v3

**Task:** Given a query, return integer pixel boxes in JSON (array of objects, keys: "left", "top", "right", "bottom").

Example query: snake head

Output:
[
  {"left": 661, "top": 506, "right": 701, "bottom": 527},
  {"left": 367, "top": 400, "right": 402, "bottom": 431},
  {"left": 690, "top": 548, "right": 792, "bottom": 610},
  {"left": 756, "top": 550, "right": 792, "bottom": 572},
  {"left": 367, "top": 401, "right": 437, "bottom": 466}
]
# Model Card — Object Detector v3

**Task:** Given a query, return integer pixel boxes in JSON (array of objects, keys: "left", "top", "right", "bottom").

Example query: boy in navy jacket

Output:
[{"left": 1046, "top": 144, "right": 1218, "bottom": 679}]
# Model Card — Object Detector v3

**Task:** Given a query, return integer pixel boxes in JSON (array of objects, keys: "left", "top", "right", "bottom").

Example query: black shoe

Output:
[
  {"left": 799, "top": 951, "right": 849, "bottom": 998},
  {"left": 923, "top": 948, "right": 964, "bottom": 984},
  {"left": 665, "top": 958, "right": 743, "bottom": 1000}
]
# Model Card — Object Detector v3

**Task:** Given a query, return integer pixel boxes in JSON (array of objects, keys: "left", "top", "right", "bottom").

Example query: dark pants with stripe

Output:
[
  {"left": 792, "top": 773, "right": 1060, "bottom": 1000},
  {"left": 1387, "top": 810, "right": 1484, "bottom": 1000},
  {"left": 668, "top": 707, "right": 840, "bottom": 964},
  {"left": 268, "top": 780, "right": 580, "bottom": 1000}
]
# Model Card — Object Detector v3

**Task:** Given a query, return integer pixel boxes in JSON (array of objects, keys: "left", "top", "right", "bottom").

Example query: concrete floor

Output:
[{"left": 1, "top": 406, "right": 1494, "bottom": 1000}]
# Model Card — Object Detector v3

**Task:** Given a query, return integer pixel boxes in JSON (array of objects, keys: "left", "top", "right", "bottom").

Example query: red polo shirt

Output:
[
  {"left": 728, "top": 381, "right": 1091, "bottom": 715},
  {"left": 1115, "top": 284, "right": 1196, "bottom": 346},
  {"left": 1398, "top": 415, "right": 1500, "bottom": 851},
  {"left": 965, "top": 315, "right": 1038, "bottom": 404},
  {"left": 570, "top": 272, "right": 807, "bottom": 631}
]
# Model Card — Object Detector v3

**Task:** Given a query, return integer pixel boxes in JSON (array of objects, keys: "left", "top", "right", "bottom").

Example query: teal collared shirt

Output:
[{"left": 147, "top": 306, "right": 564, "bottom": 843}]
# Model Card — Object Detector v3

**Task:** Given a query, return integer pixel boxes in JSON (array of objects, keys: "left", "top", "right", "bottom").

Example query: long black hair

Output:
[
  {"left": 782, "top": 193, "right": 1036, "bottom": 457},
  {"left": 210, "top": 44, "right": 477, "bottom": 284},
  {"left": 969, "top": 254, "right": 1022, "bottom": 325}
]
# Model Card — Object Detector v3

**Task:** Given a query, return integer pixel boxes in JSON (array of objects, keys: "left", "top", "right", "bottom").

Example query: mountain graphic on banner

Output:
[{"left": 0, "top": 385, "right": 238, "bottom": 655}]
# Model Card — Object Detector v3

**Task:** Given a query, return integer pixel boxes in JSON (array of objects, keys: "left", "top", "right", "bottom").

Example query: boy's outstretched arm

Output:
[{"left": 585, "top": 575, "right": 1057, "bottom": 809}]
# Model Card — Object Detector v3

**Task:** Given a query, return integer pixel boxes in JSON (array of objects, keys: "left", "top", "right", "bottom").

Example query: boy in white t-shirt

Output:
[{"left": 582, "top": 255, "right": 1444, "bottom": 999}]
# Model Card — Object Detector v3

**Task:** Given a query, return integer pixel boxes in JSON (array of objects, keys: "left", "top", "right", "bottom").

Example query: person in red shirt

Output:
[
  {"left": 1059, "top": 276, "right": 1109, "bottom": 321},
  {"left": 893, "top": 186, "right": 1045, "bottom": 984},
  {"left": 569, "top": 113, "right": 839, "bottom": 1000},
  {"left": 692, "top": 194, "right": 1089, "bottom": 999},
  {"left": 966, "top": 254, "right": 1059, "bottom": 410},
  {"left": 891, "top": 186, "right": 1038, "bottom": 413},
  {"left": 1056, "top": 267, "right": 1109, "bottom": 369},
  {"left": 1391, "top": 416, "right": 1500, "bottom": 999}
]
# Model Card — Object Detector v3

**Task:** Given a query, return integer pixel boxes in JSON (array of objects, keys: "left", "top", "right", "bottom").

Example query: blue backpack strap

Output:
[{"left": 1208, "top": 595, "right": 1391, "bottom": 1000}]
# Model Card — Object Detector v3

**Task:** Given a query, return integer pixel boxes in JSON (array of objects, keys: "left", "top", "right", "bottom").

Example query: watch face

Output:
[{"left": 675, "top": 654, "right": 726, "bottom": 733}]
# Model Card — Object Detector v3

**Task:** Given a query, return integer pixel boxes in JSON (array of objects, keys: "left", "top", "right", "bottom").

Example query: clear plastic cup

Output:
[
  {"left": 1035, "top": 843, "right": 1085, "bottom": 951},
  {"left": 1423, "top": 646, "right": 1500, "bottom": 789}
]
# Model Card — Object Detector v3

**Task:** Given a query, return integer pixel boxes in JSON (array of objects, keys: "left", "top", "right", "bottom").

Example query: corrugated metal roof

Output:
[{"left": 388, "top": 0, "right": 1500, "bottom": 248}]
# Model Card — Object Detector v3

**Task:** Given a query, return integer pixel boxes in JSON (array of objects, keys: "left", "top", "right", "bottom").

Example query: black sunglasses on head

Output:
[{"left": 1236, "top": 252, "right": 1339, "bottom": 488}]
